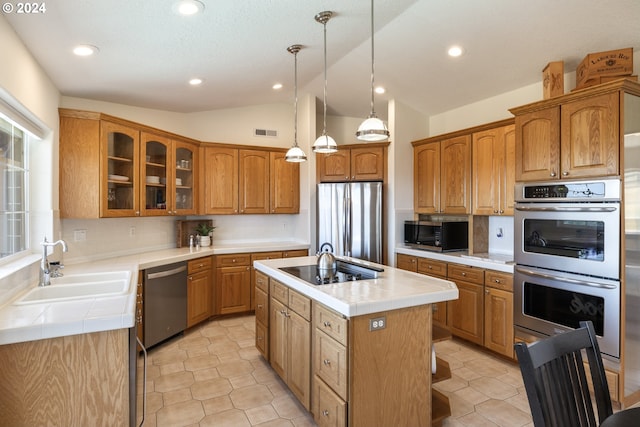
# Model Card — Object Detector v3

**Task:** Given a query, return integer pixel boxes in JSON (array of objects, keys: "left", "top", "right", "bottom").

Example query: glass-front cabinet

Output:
[
  {"left": 140, "top": 132, "right": 170, "bottom": 216},
  {"left": 175, "top": 141, "right": 197, "bottom": 214},
  {"left": 102, "top": 121, "right": 140, "bottom": 217}
]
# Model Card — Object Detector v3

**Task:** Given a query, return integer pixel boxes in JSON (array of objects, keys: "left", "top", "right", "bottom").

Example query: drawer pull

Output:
[
  {"left": 461, "top": 272, "right": 466, "bottom": 276},
  {"left": 428, "top": 265, "right": 433, "bottom": 269},
  {"left": 495, "top": 279, "right": 501, "bottom": 283},
  {"left": 322, "top": 410, "right": 330, "bottom": 417},
  {"left": 257, "top": 336, "right": 263, "bottom": 341},
  {"left": 323, "top": 359, "right": 331, "bottom": 366},
  {"left": 257, "top": 304, "right": 263, "bottom": 309},
  {"left": 323, "top": 321, "right": 332, "bottom": 328}
]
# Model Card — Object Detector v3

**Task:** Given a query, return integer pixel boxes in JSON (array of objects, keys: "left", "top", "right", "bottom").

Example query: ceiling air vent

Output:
[{"left": 254, "top": 128, "right": 278, "bottom": 137}]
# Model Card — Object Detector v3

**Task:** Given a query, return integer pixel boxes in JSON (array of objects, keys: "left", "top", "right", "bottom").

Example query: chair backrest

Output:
[{"left": 514, "top": 321, "right": 613, "bottom": 427}]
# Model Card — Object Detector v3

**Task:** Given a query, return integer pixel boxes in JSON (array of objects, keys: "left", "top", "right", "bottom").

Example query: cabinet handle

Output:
[
  {"left": 493, "top": 209, "right": 498, "bottom": 213},
  {"left": 323, "top": 321, "right": 332, "bottom": 328},
  {"left": 550, "top": 172, "right": 557, "bottom": 177},
  {"left": 499, "top": 210, "right": 504, "bottom": 214},
  {"left": 428, "top": 265, "right": 433, "bottom": 270},
  {"left": 323, "top": 359, "right": 331, "bottom": 366},
  {"left": 257, "top": 336, "right": 263, "bottom": 341},
  {"left": 461, "top": 272, "right": 466, "bottom": 276},
  {"left": 136, "top": 211, "right": 140, "bottom": 216},
  {"left": 322, "top": 410, "right": 330, "bottom": 417},
  {"left": 257, "top": 304, "right": 263, "bottom": 309},
  {"left": 562, "top": 171, "right": 569, "bottom": 176},
  {"left": 495, "top": 279, "right": 501, "bottom": 283},
  {"left": 485, "top": 290, "right": 490, "bottom": 294},
  {"left": 199, "top": 263, "right": 204, "bottom": 267}
]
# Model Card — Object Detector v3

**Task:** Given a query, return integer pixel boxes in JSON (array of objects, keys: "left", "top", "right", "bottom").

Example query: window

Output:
[{"left": 0, "top": 115, "right": 28, "bottom": 259}]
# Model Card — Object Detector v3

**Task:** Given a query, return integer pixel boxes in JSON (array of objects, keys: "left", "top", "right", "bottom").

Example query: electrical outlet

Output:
[
  {"left": 129, "top": 226, "right": 136, "bottom": 237},
  {"left": 369, "top": 316, "right": 386, "bottom": 331},
  {"left": 73, "top": 229, "right": 87, "bottom": 242}
]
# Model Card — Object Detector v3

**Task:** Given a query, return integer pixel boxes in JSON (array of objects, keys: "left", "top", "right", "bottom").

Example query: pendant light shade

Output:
[
  {"left": 356, "top": 0, "right": 389, "bottom": 142},
  {"left": 285, "top": 44, "right": 307, "bottom": 163},
  {"left": 313, "top": 11, "right": 338, "bottom": 154}
]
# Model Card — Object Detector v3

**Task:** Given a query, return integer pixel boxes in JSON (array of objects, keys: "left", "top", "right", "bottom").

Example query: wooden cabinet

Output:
[
  {"left": 59, "top": 109, "right": 199, "bottom": 218},
  {"left": 484, "top": 271, "right": 514, "bottom": 358},
  {"left": 513, "top": 90, "right": 619, "bottom": 181},
  {"left": 250, "top": 251, "right": 283, "bottom": 310},
  {"left": 270, "top": 151, "right": 300, "bottom": 213},
  {"left": 472, "top": 123, "right": 516, "bottom": 215},
  {"left": 447, "top": 263, "right": 484, "bottom": 345},
  {"left": 413, "top": 136, "right": 471, "bottom": 214},
  {"left": 254, "top": 270, "right": 270, "bottom": 360},
  {"left": 283, "top": 249, "right": 308, "bottom": 258},
  {"left": 418, "top": 258, "right": 449, "bottom": 328},
  {"left": 187, "top": 256, "right": 213, "bottom": 327},
  {"left": 270, "top": 280, "right": 311, "bottom": 409},
  {"left": 396, "top": 253, "right": 418, "bottom": 272},
  {"left": 317, "top": 144, "right": 386, "bottom": 182},
  {"left": 215, "top": 254, "right": 251, "bottom": 315},
  {"left": 203, "top": 146, "right": 299, "bottom": 214}
]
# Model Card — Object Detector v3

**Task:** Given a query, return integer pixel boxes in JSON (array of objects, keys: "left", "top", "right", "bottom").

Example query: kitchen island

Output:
[{"left": 254, "top": 256, "right": 458, "bottom": 427}]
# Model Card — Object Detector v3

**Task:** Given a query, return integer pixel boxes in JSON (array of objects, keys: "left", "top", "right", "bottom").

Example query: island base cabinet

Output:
[
  {"left": 349, "top": 305, "right": 432, "bottom": 427},
  {"left": 0, "top": 329, "right": 129, "bottom": 426},
  {"left": 314, "top": 375, "right": 347, "bottom": 427}
]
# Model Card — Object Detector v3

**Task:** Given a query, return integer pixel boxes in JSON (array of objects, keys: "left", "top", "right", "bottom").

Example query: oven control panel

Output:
[{"left": 516, "top": 179, "right": 620, "bottom": 202}]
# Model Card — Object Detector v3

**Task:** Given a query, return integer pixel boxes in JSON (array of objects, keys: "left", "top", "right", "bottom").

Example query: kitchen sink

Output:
[{"left": 14, "top": 271, "right": 131, "bottom": 305}]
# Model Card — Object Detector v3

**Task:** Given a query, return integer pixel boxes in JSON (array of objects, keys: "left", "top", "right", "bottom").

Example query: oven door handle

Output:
[
  {"left": 514, "top": 206, "right": 617, "bottom": 213},
  {"left": 515, "top": 267, "right": 618, "bottom": 289}
]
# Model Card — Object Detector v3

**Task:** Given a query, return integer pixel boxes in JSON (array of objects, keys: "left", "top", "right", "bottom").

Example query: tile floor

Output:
[{"left": 138, "top": 314, "right": 533, "bottom": 427}]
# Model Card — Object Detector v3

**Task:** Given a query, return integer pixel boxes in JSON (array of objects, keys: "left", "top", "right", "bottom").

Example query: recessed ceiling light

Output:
[
  {"left": 374, "top": 86, "right": 385, "bottom": 94},
  {"left": 448, "top": 46, "right": 464, "bottom": 57},
  {"left": 173, "top": 0, "right": 204, "bottom": 16},
  {"left": 73, "top": 45, "right": 99, "bottom": 56},
  {"left": 189, "top": 78, "right": 203, "bottom": 85},
  {"left": 272, "top": 83, "right": 283, "bottom": 90}
]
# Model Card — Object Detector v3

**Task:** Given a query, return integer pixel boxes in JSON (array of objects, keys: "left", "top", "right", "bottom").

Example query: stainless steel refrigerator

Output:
[{"left": 317, "top": 182, "right": 382, "bottom": 263}]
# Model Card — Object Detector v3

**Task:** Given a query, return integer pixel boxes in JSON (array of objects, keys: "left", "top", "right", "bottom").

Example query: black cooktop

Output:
[{"left": 279, "top": 261, "right": 380, "bottom": 286}]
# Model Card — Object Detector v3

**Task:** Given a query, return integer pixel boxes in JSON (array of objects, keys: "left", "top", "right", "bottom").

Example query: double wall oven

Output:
[{"left": 514, "top": 178, "right": 621, "bottom": 359}]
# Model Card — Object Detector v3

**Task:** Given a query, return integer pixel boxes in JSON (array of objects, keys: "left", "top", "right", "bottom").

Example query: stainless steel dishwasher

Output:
[{"left": 144, "top": 261, "right": 188, "bottom": 348}]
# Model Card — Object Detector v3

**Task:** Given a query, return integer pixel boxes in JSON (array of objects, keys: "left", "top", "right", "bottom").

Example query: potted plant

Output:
[{"left": 195, "top": 223, "right": 215, "bottom": 247}]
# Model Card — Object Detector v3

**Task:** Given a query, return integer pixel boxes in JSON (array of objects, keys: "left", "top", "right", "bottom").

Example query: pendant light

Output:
[
  {"left": 312, "top": 11, "right": 338, "bottom": 154},
  {"left": 356, "top": 0, "right": 390, "bottom": 142},
  {"left": 285, "top": 44, "right": 307, "bottom": 163}
]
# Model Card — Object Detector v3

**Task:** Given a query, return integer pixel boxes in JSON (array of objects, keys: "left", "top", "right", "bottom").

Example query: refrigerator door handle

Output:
[{"left": 345, "top": 184, "right": 351, "bottom": 257}]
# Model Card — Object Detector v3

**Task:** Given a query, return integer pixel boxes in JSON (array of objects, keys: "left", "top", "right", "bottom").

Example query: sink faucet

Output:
[{"left": 39, "top": 237, "right": 68, "bottom": 287}]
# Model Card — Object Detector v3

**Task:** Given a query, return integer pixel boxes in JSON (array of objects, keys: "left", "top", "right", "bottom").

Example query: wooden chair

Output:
[{"left": 514, "top": 321, "right": 613, "bottom": 427}]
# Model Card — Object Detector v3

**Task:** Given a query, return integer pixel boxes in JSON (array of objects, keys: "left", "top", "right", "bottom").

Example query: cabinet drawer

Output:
[
  {"left": 313, "top": 303, "right": 348, "bottom": 346},
  {"left": 485, "top": 270, "right": 513, "bottom": 292},
  {"left": 270, "top": 280, "right": 289, "bottom": 305},
  {"left": 216, "top": 253, "right": 251, "bottom": 267},
  {"left": 315, "top": 330, "right": 348, "bottom": 400},
  {"left": 255, "top": 287, "right": 269, "bottom": 325},
  {"left": 188, "top": 256, "right": 212, "bottom": 274},
  {"left": 251, "top": 251, "right": 283, "bottom": 263},
  {"left": 289, "top": 289, "right": 311, "bottom": 321},
  {"left": 255, "top": 270, "right": 269, "bottom": 293},
  {"left": 283, "top": 249, "right": 308, "bottom": 258},
  {"left": 314, "top": 375, "right": 347, "bottom": 427},
  {"left": 396, "top": 254, "right": 417, "bottom": 272},
  {"left": 448, "top": 263, "right": 484, "bottom": 285},
  {"left": 417, "top": 258, "right": 447, "bottom": 278}
]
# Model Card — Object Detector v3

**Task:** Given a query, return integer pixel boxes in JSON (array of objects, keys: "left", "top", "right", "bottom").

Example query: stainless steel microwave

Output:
[{"left": 404, "top": 220, "right": 468, "bottom": 252}]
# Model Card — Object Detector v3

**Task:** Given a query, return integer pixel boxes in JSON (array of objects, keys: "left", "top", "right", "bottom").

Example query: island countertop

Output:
[{"left": 254, "top": 256, "right": 459, "bottom": 317}]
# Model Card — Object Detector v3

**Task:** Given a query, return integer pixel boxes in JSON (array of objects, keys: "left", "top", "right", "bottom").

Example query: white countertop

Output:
[
  {"left": 254, "top": 256, "right": 459, "bottom": 317},
  {"left": 395, "top": 245, "right": 515, "bottom": 273},
  {"left": 0, "top": 241, "right": 308, "bottom": 346}
]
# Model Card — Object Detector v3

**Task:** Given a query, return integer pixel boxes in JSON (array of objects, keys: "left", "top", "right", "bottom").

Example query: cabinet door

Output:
[
  {"left": 174, "top": 140, "right": 198, "bottom": 215},
  {"left": 216, "top": 266, "right": 251, "bottom": 314},
  {"left": 515, "top": 106, "right": 560, "bottom": 181},
  {"left": 204, "top": 146, "right": 238, "bottom": 214},
  {"left": 314, "top": 376, "right": 347, "bottom": 427},
  {"left": 270, "top": 297, "right": 287, "bottom": 380},
  {"left": 448, "top": 280, "right": 484, "bottom": 345},
  {"left": 270, "top": 151, "right": 300, "bottom": 213},
  {"left": 503, "top": 125, "right": 516, "bottom": 215},
  {"left": 414, "top": 142, "right": 440, "bottom": 213},
  {"left": 441, "top": 135, "right": 471, "bottom": 214},
  {"left": 101, "top": 121, "right": 140, "bottom": 217},
  {"left": 472, "top": 128, "right": 501, "bottom": 215},
  {"left": 560, "top": 92, "right": 619, "bottom": 179},
  {"left": 255, "top": 287, "right": 269, "bottom": 360},
  {"left": 350, "top": 147, "right": 384, "bottom": 181},
  {"left": 318, "top": 149, "right": 350, "bottom": 182},
  {"left": 287, "top": 310, "right": 311, "bottom": 410},
  {"left": 239, "top": 149, "right": 269, "bottom": 214},
  {"left": 187, "top": 270, "right": 212, "bottom": 327},
  {"left": 140, "top": 132, "right": 172, "bottom": 216},
  {"left": 484, "top": 287, "right": 514, "bottom": 358}
]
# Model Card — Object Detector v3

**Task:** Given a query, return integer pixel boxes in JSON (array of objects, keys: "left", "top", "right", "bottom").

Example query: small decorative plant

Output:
[{"left": 195, "top": 223, "right": 215, "bottom": 236}]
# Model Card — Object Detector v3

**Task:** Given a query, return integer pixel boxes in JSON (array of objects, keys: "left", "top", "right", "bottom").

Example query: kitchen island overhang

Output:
[{"left": 254, "top": 255, "right": 458, "bottom": 317}]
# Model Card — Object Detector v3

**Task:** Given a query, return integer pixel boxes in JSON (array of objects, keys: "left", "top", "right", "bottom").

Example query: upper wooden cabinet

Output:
[
  {"left": 60, "top": 109, "right": 200, "bottom": 218},
  {"left": 413, "top": 135, "right": 471, "bottom": 214},
  {"left": 472, "top": 123, "right": 515, "bottom": 215},
  {"left": 317, "top": 144, "right": 386, "bottom": 182},
  {"left": 512, "top": 84, "right": 622, "bottom": 181},
  {"left": 203, "top": 146, "right": 299, "bottom": 214}
]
